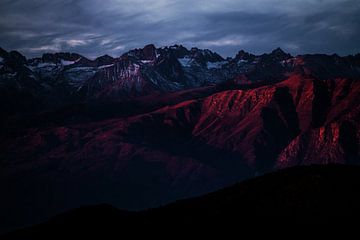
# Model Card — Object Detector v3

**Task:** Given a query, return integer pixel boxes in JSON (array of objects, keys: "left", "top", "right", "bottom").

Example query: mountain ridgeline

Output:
[
  {"left": 3, "top": 44, "right": 358, "bottom": 115},
  {"left": 0, "top": 44, "right": 359, "bottom": 233}
]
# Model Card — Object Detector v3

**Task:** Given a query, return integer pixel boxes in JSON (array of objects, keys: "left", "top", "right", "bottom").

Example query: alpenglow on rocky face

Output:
[
  {"left": 1, "top": 0, "right": 360, "bottom": 236},
  {"left": 0, "top": 0, "right": 360, "bottom": 58}
]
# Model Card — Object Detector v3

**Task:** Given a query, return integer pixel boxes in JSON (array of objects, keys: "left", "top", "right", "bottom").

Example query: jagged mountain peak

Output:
[
  {"left": 122, "top": 44, "right": 158, "bottom": 61},
  {"left": 144, "top": 43, "right": 156, "bottom": 49},
  {"left": 0, "top": 49, "right": 27, "bottom": 71},
  {"left": 142, "top": 44, "right": 157, "bottom": 60},
  {"left": 0, "top": 47, "right": 8, "bottom": 58},
  {"left": 1, "top": 44, "right": 359, "bottom": 106},
  {"left": 95, "top": 54, "right": 115, "bottom": 66},
  {"left": 162, "top": 44, "right": 189, "bottom": 58},
  {"left": 9, "top": 50, "right": 27, "bottom": 62},
  {"left": 190, "top": 47, "right": 225, "bottom": 62},
  {"left": 272, "top": 47, "right": 286, "bottom": 54},
  {"left": 234, "top": 50, "right": 255, "bottom": 62},
  {"left": 122, "top": 44, "right": 224, "bottom": 63},
  {"left": 168, "top": 44, "right": 187, "bottom": 50},
  {"left": 269, "top": 47, "right": 292, "bottom": 60},
  {"left": 96, "top": 54, "right": 113, "bottom": 60}
]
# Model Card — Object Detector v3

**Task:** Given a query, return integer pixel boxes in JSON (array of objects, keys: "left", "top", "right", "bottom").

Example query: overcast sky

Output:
[{"left": 1, "top": 0, "right": 359, "bottom": 58}]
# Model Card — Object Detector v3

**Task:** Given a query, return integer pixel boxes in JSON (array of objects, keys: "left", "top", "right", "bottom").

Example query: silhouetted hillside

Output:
[{"left": 4, "top": 164, "right": 360, "bottom": 238}]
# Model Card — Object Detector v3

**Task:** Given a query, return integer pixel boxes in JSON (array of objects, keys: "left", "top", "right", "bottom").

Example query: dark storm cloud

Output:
[{"left": 0, "top": 0, "right": 359, "bottom": 58}]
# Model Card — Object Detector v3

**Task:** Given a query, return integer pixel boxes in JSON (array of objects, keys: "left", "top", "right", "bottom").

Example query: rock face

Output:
[
  {"left": 0, "top": 45, "right": 359, "bottom": 233},
  {"left": 277, "top": 77, "right": 360, "bottom": 167},
  {"left": 0, "top": 44, "right": 294, "bottom": 114}
]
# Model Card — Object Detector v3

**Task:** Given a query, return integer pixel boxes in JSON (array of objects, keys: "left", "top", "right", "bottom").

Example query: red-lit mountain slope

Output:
[
  {"left": 1, "top": 72, "right": 359, "bottom": 232},
  {"left": 0, "top": 48, "right": 359, "bottom": 233}
]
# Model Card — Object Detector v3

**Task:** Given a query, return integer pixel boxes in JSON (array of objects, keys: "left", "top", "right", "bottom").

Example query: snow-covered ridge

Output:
[
  {"left": 207, "top": 61, "right": 227, "bottom": 69},
  {"left": 0, "top": 44, "right": 300, "bottom": 100},
  {"left": 98, "top": 64, "right": 114, "bottom": 69}
]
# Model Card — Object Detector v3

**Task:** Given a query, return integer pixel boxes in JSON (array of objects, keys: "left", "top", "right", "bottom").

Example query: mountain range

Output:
[{"left": 0, "top": 44, "right": 359, "bottom": 232}]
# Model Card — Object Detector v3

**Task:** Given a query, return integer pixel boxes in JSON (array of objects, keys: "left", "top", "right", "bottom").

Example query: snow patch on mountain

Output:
[
  {"left": 61, "top": 60, "right": 75, "bottom": 66},
  {"left": 141, "top": 60, "right": 152, "bottom": 64},
  {"left": 178, "top": 57, "right": 192, "bottom": 67},
  {"left": 207, "top": 61, "right": 227, "bottom": 69},
  {"left": 35, "top": 62, "right": 58, "bottom": 68},
  {"left": 237, "top": 60, "right": 248, "bottom": 64},
  {"left": 98, "top": 64, "right": 114, "bottom": 69}
]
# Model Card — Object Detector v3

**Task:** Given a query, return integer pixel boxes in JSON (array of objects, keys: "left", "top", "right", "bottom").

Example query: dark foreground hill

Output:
[{"left": 4, "top": 164, "right": 360, "bottom": 238}]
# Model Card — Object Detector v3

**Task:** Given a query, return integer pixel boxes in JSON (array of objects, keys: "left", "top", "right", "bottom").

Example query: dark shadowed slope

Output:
[{"left": 4, "top": 165, "right": 360, "bottom": 238}]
